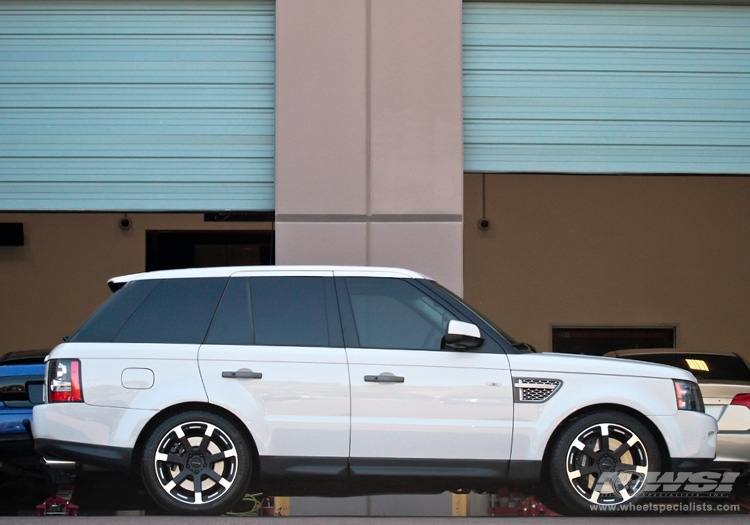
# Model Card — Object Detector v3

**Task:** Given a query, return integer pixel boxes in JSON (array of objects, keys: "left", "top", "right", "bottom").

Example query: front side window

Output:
[{"left": 344, "top": 277, "right": 458, "bottom": 350}]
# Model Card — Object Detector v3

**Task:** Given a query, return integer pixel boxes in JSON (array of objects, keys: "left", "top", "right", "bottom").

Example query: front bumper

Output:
[{"left": 649, "top": 409, "right": 717, "bottom": 465}]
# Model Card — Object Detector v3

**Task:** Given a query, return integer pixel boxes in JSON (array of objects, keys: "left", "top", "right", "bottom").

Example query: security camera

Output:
[
  {"left": 119, "top": 216, "right": 132, "bottom": 231},
  {"left": 478, "top": 218, "right": 490, "bottom": 231}
]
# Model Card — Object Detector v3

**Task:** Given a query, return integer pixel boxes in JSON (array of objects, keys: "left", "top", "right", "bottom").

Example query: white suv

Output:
[{"left": 32, "top": 266, "right": 717, "bottom": 515}]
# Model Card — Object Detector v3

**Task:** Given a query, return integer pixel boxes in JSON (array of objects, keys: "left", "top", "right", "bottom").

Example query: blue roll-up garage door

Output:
[
  {"left": 0, "top": 0, "right": 274, "bottom": 211},
  {"left": 463, "top": 2, "right": 750, "bottom": 174}
]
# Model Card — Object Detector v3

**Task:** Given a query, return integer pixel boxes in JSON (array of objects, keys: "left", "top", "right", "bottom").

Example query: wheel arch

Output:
[
  {"left": 131, "top": 401, "right": 261, "bottom": 481},
  {"left": 540, "top": 403, "right": 670, "bottom": 478}
]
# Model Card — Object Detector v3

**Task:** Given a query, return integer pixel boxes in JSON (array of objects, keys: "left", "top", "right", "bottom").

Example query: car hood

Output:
[{"left": 507, "top": 351, "right": 697, "bottom": 382}]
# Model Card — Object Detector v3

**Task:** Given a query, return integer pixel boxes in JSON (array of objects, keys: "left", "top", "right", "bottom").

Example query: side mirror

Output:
[{"left": 442, "top": 320, "right": 485, "bottom": 351}]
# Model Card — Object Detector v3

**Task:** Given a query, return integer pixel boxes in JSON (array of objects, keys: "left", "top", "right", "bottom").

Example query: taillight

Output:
[
  {"left": 48, "top": 359, "right": 83, "bottom": 403},
  {"left": 730, "top": 393, "right": 750, "bottom": 409}
]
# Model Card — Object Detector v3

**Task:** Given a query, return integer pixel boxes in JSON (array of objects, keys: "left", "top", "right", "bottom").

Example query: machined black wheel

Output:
[
  {"left": 141, "top": 411, "right": 251, "bottom": 515},
  {"left": 548, "top": 411, "right": 661, "bottom": 515}
]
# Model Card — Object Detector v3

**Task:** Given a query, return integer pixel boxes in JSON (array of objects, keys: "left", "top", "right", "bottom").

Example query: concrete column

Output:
[{"left": 275, "top": 0, "right": 464, "bottom": 293}]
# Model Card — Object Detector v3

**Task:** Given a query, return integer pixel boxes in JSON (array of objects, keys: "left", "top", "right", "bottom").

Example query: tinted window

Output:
[
  {"left": 206, "top": 276, "right": 332, "bottom": 347},
  {"left": 205, "top": 278, "right": 253, "bottom": 345},
  {"left": 71, "top": 279, "right": 160, "bottom": 342},
  {"left": 621, "top": 353, "right": 750, "bottom": 382},
  {"left": 345, "top": 278, "right": 457, "bottom": 350},
  {"left": 251, "top": 277, "right": 330, "bottom": 346},
  {"left": 113, "top": 278, "right": 228, "bottom": 344}
]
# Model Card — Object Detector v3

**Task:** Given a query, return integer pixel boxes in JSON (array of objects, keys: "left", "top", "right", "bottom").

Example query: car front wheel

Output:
[
  {"left": 547, "top": 411, "right": 661, "bottom": 515},
  {"left": 141, "top": 411, "right": 251, "bottom": 515}
]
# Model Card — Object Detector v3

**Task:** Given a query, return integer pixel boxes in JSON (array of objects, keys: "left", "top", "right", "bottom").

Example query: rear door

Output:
[{"left": 198, "top": 272, "right": 351, "bottom": 471}]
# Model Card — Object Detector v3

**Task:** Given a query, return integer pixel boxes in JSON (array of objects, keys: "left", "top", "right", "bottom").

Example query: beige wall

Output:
[
  {"left": 0, "top": 213, "right": 271, "bottom": 355},
  {"left": 465, "top": 174, "right": 750, "bottom": 360},
  {"left": 275, "top": 0, "right": 464, "bottom": 294}
]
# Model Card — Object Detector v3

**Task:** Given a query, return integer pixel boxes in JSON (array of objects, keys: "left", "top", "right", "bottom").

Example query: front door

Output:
[{"left": 337, "top": 274, "right": 513, "bottom": 475}]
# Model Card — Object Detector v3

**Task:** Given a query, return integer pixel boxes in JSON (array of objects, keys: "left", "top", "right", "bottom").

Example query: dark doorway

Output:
[
  {"left": 146, "top": 230, "right": 274, "bottom": 271},
  {"left": 552, "top": 327, "right": 676, "bottom": 356}
]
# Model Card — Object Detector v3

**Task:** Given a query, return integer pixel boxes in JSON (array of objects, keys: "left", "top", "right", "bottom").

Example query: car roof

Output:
[{"left": 109, "top": 265, "right": 432, "bottom": 286}]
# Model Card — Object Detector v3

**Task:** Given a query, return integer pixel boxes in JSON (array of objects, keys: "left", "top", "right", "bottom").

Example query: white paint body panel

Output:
[
  {"left": 32, "top": 403, "right": 157, "bottom": 450},
  {"left": 347, "top": 348, "right": 512, "bottom": 460},
  {"left": 507, "top": 353, "right": 717, "bottom": 462},
  {"left": 45, "top": 342, "right": 207, "bottom": 410},
  {"left": 198, "top": 344, "right": 350, "bottom": 457}
]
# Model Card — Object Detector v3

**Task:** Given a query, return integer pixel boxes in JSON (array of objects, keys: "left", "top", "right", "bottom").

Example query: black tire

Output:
[
  {"left": 547, "top": 411, "right": 661, "bottom": 516},
  {"left": 140, "top": 411, "right": 251, "bottom": 515}
]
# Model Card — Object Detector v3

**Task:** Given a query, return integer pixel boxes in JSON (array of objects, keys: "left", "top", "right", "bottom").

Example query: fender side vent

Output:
[{"left": 514, "top": 378, "right": 562, "bottom": 403}]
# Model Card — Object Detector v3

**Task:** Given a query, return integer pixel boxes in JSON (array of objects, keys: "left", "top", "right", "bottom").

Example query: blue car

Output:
[
  {"left": 0, "top": 349, "right": 48, "bottom": 515},
  {"left": 0, "top": 349, "right": 46, "bottom": 440}
]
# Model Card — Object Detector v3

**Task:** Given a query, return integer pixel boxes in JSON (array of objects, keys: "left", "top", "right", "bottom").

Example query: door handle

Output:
[
  {"left": 222, "top": 370, "right": 262, "bottom": 379},
  {"left": 364, "top": 374, "right": 404, "bottom": 383}
]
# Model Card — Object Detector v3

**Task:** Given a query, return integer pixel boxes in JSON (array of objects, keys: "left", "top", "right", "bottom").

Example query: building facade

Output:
[{"left": 1, "top": 0, "right": 749, "bottom": 514}]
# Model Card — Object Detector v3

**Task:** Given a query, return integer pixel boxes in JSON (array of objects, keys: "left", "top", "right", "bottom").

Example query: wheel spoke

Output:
[
  {"left": 612, "top": 434, "right": 640, "bottom": 459},
  {"left": 162, "top": 452, "right": 187, "bottom": 467},
  {"left": 617, "top": 464, "right": 648, "bottom": 475},
  {"left": 568, "top": 464, "right": 599, "bottom": 481},
  {"left": 572, "top": 437, "right": 600, "bottom": 460},
  {"left": 192, "top": 476, "right": 204, "bottom": 504},
  {"left": 203, "top": 467, "right": 233, "bottom": 490},
  {"left": 197, "top": 423, "right": 216, "bottom": 455},
  {"left": 206, "top": 448, "right": 237, "bottom": 465},
  {"left": 173, "top": 427, "right": 194, "bottom": 455},
  {"left": 170, "top": 468, "right": 191, "bottom": 487}
]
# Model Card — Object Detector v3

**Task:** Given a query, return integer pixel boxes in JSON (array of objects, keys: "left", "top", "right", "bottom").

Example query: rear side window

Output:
[
  {"left": 71, "top": 278, "right": 228, "bottom": 344},
  {"left": 71, "top": 280, "right": 160, "bottom": 342},
  {"left": 206, "top": 276, "right": 337, "bottom": 347},
  {"left": 114, "top": 278, "right": 227, "bottom": 344}
]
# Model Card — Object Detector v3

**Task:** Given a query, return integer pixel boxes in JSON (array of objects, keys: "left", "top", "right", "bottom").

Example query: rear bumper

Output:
[
  {"left": 0, "top": 409, "right": 33, "bottom": 440},
  {"left": 715, "top": 432, "right": 750, "bottom": 466},
  {"left": 35, "top": 438, "right": 132, "bottom": 471}
]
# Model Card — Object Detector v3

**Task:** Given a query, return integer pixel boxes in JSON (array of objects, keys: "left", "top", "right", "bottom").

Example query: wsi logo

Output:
[
  {"left": 593, "top": 471, "right": 740, "bottom": 499},
  {"left": 643, "top": 471, "right": 740, "bottom": 496}
]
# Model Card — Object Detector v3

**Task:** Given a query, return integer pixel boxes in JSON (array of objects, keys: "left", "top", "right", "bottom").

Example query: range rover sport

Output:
[{"left": 32, "top": 266, "right": 717, "bottom": 515}]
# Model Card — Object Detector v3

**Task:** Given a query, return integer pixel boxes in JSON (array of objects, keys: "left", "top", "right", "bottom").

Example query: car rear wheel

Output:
[
  {"left": 547, "top": 411, "right": 661, "bottom": 515},
  {"left": 141, "top": 411, "right": 251, "bottom": 515}
]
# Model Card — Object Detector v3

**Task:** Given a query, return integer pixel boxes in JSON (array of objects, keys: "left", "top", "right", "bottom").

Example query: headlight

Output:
[{"left": 674, "top": 379, "right": 704, "bottom": 412}]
